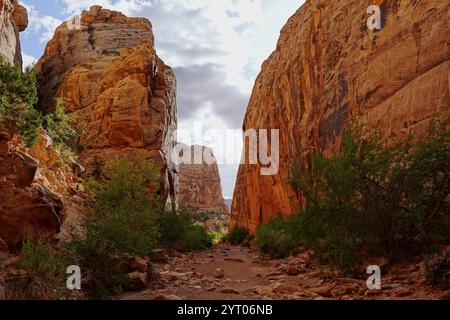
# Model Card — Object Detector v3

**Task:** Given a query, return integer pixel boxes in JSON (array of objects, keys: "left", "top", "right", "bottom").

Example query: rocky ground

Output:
[{"left": 123, "top": 244, "right": 449, "bottom": 300}]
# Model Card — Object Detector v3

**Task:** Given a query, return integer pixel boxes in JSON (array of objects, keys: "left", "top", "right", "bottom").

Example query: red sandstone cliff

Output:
[
  {"left": 0, "top": 0, "right": 28, "bottom": 66},
  {"left": 230, "top": 0, "right": 449, "bottom": 233},
  {"left": 35, "top": 6, "right": 178, "bottom": 209}
]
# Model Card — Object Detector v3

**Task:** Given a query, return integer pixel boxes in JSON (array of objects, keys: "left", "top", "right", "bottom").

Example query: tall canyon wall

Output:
[{"left": 230, "top": 0, "right": 449, "bottom": 232}]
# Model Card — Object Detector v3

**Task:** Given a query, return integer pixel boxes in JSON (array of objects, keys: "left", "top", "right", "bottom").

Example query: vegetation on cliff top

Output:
[
  {"left": 0, "top": 58, "right": 40, "bottom": 145},
  {"left": 0, "top": 58, "right": 79, "bottom": 158}
]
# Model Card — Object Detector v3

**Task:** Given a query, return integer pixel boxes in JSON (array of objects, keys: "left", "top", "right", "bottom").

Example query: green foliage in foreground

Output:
[
  {"left": 3, "top": 240, "right": 71, "bottom": 300},
  {"left": 225, "top": 227, "right": 252, "bottom": 245},
  {"left": 69, "top": 157, "right": 162, "bottom": 298},
  {"left": 156, "top": 208, "right": 213, "bottom": 252},
  {"left": 257, "top": 116, "right": 450, "bottom": 274},
  {"left": 68, "top": 157, "right": 212, "bottom": 298}
]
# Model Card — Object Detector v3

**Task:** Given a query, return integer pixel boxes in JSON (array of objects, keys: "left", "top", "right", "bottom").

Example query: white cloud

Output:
[
  {"left": 22, "top": 2, "right": 62, "bottom": 43},
  {"left": 60, "top": 0, "right": 147, "bottom": 16},
  {"left": 22, "top": 52, "right": 37, "bottom": 69}
]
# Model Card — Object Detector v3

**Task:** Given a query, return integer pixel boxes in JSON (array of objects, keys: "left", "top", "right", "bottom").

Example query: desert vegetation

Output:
[
  {"left": 256, "top": 116, "right": 450, "bottom": 278},
  {"left": 0, "top": 58, "right": 79, "bottom": 155}
]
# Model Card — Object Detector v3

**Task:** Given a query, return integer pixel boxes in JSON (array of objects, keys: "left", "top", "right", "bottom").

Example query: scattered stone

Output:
[
  {"left": 117, "top": 256, "right": 149, "bottom": 274},
  {"left": 213, "top": 268, "right": 225, "bottom": 279},
  {"left": 265, "top": 272, "right": 283, "bottom": 278},
  {"left": 153, "top": 294, "right": 182, "bottom": 300},
  {"left": 126, "top": 272, "right": 147, "bottom": 291},
  {"left": 254, "top": 286, "right": 272, "bottom": 296},
  {"left": 383, "top": 283, "right": 402, "bottom": 290},
  {"left": 311, "top": 286, "right": 333, "bottom": 298},
  {"left": 395, "top": 289, "right": 414, "bottom": 298},
  {"left": 285, "top": 266, "right": 299, "bottom": 276},
  {"left": 224, "top": 258, "right": 245, "bottom": 263},
  {"left": 220, "top": 288, "right": 240, "bottom": 294},
  {"left": 273, "top": 284, "right": 301, "bottom": 294}
]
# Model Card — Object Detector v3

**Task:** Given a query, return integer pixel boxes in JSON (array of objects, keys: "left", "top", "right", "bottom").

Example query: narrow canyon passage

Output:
[{"left": 123, "top": 244, "right": 446, "bottom": 300}]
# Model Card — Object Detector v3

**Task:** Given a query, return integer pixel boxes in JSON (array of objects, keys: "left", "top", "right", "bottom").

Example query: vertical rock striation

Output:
[{"left": 230, "top": 0, "right": 449, "bottom": 232}]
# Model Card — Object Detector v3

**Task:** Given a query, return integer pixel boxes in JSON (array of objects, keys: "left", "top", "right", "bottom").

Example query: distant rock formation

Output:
[
  {"left": 0, "top": 0, "right": 28, "bottom": 66},
  {"left": 35, "top": 6, "right": 178, "bottom": 209},
  {"left": 231, "top": 0, "right": 449, "bottom": 232},
  {"left": 178, "top": 144, "right": 228, "bottom": 214}
]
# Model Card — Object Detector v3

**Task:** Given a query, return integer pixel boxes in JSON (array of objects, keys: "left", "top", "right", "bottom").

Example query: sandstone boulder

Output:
[{"left": 0, "top": 131, "right": 62, "bottom": 249}]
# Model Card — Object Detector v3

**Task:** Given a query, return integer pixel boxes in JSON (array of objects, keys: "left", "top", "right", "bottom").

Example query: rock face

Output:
[
  {"left": 0, "top": 0, "right": 28, "bottom": 66},
  {"left": 0, "top": 130, "right": 82, "bottom": 250},
  {"left": 230, "top": 0, "right": 449, "bottom": 232},
  {"left": 35, "top": 6, "right": 178, "bottom": 209},
  {"left": 178, "top": 145, "right": 228, "bottom": 214}
]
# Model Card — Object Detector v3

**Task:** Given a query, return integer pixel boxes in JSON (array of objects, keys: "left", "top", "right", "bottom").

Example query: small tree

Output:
[
  {"left": 70, "top": 155, "right": 162, "bottom": 298},
  {"left": 0, "top": 58, "right": 41, "bottom": 145}
]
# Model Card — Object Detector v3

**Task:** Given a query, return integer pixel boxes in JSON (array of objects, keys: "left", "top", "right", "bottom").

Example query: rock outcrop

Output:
[
  {"left": 0, "top": 130, "right": 82, "bottom": 250},
  {"left": 0, "top": 0, "right": 28, "bottom": 66},
  {"left": 35, "top": 6, "right": 178, "bottom": 209},
  {"left": 230, "top": 0, "right": 449, "bottom": 232},
  {"left": 178, "top": 145, "right": 228, "bottom": 214}
]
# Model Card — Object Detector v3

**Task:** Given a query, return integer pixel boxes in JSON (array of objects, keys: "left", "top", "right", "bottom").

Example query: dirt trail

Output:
[{"left": 123, "top": 244, "right": 448, "bottom": 300}]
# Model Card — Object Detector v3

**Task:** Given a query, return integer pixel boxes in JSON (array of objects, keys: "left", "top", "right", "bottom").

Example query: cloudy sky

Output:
[{"left": 20, "top": 0, "right": 305, "bottom": 198}]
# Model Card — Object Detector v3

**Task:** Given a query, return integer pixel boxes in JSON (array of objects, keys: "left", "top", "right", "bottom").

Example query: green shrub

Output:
[
  {"left": 294, "top": 117, "right": 449, "bottom": 271},
  {"left": 101, "top": 49, "right": 120, "bottom": 57},
  {"left": 0, "top": 58, "right": 79, "bottom": 154},
  {"left": 42, "top": 99, "right": 80, "bottom": 161},
  {"left": 256, "top": 216, "right": 301, "bottom": 259},
  {"left": 157, "top": 209, "right": 212, "bottom": 252},
  {"left": 256, "top": 116, "right": 450, "bottom": 273},
  {"left": 5, "top": 240, "right": 70, "bottom": 300},
  {"left": 226, "top": 227, "right": 251, "bottom": 245},
  {"left": 70, "top": 156, "right": 162, "bottom": 298},
  {"left": 88, "top": 35, "right": 95, "bottom": 47},
  {"left": 425, "top": 247, "right": 450, "bottom": 290},
  {"left": 165, "top": 67, "right": 175, "bottom": 77},
  {"left": 0, "top": 58, "right": 41, "bottom": 146}
]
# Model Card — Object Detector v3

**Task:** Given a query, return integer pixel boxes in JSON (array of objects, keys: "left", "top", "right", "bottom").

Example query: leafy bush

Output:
[
  {"left": 157, "top": 209, "right": 213, "bottom": 251},
  {"left": 42, "top": 99, "right": 80, "bottom": 161},
  {"left": 0, "top": 58, "right": 80, "bottom": 156},
  {"left": 70, "top": 156, "right": 162, "bottom": 298},
  {"left": 87, "top": 24, "right": 95, "bottom": 47},
  {"left": 0, "top": 58, "right": 41, "bottom": 145},
  {"left": 256, "top": 216, "right": 301, "bottom": 259},
  {"left": 226, "top": 227, "right": 251, "bottom": 245},
  {"left": 425, "top": 247, "right": 450, "bottom": 290},
  {"left": 101, "top": 49, "right": 120, "bottom": 57},
  {"left": 256, "top": 117, "right": 450, "bottom": 273},
  {"left": 5, "top": 240, "right": 69, "bottom": 300}
]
